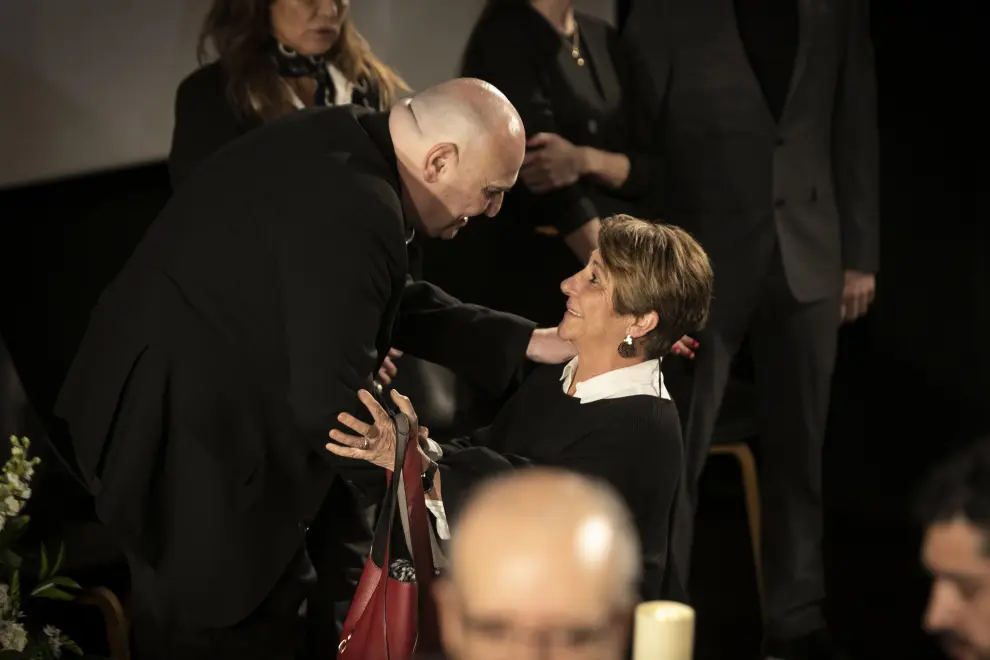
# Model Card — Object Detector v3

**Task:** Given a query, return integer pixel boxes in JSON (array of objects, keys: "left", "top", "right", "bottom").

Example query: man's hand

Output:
[
  {"left": 526, "top": 327, "right": 576, "bottom": 364},
  {"left": 840, "top": 270, "right": 876, "bottom": 323},
  {"left": 377, "top": 347, "right": 403, "bottom": 385},
  {"left": 520, "top": 133, "right": 584, "bottom": 193}
]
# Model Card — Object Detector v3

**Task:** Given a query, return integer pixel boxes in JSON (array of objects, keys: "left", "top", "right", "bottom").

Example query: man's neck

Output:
[
  {"left": 568, "top": 348, "right": 645, "bottom": 395},
  {"left": 530, "top": 0, "right": 576, "bottom": 35}
]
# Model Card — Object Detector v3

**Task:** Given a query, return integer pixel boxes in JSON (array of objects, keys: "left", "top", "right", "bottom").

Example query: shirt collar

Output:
[{"left": 560, "top": 357, "right": 669, "bottom": 404}]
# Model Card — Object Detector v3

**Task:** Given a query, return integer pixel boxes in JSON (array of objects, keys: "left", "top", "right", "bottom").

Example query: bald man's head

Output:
[
  {"left": 435, "top": 469, "right": 641, "bottom": 660},
  {"left": 388, "top": 78, "right": 525, "bottom": 239}
]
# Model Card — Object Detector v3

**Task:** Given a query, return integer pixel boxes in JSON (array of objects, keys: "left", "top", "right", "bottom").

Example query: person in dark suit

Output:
[
  {"left": 621, "top": 0, "right": 879, "bottom": 657},
  {"left": 329, "top": 216, "right": 714, "bottom": 605},
  {"left": 53, "top": 78, "right": 573, "bottom": 659}
]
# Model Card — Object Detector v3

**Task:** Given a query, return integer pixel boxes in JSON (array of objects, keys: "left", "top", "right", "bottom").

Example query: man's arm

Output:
[
  {"left": 391, "top": 277, "right": 537, "bottom": 395},
  {"left": 833, "top": 0, "right": 880, "bottom": 274},
  {"left": 281, "top": 180, "right": 403, "bottom": 460}
]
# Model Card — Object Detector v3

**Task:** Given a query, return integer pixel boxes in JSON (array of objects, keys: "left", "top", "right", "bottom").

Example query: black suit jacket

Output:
[
  {"left": 54, "top": 105, "right": 534, "bottom": 629},
  {"left": 623, "top": 0, "right": 879, "bottom": 302}
]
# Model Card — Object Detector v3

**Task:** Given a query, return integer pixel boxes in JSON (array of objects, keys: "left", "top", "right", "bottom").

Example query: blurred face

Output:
[
  {"left": 270, "top": 0, "right": 348, "bottom": 55},
  {"left": 923, "top": 517, "right": 990, "bottom": 660},
  {"left": 434, "top": 562, "right": 630, "bottom": 660},
  {"left": 414, "top": 138, "right": 520, "bottom": 239},
  {"left": 558, "top": 251, "right": 635, "bottom": 353}
]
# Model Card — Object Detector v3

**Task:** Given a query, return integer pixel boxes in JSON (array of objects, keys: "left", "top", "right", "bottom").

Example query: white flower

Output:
[
  {"left": 0, "top": 620, "right": 28, "bottom": 652},
  {"left": 20, "top": 488, "right": 30, "bottom": 501},
  {"left": 6, "top": 473, "right": 20, "bottom": 489},
  {"left": 9, "top": 447, "right": 21, "bottom": 457},
  {"left": 43, "top": 625, "right": 64, "bottom": 658},
  {"left": 0, "top": 514, "right": 6, "bottom": 534},
  {"left": 3, "top": 497, "right": 21, "bottom": 516}
]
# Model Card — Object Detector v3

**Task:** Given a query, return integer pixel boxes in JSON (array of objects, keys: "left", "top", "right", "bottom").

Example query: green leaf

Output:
[
  {"left": 1, "top": 515, "right": 30, "bottom": 540},
  {"left": 31, "top": 585, "right": 74, "bottom": 601},
  {"left": 52, "top": 542, "right": 66, "bottom": 577},
  {"left": 10, "top": 568, "right": 21, "bottom": 609},
  {"left": 62, "top": 637, "right": 84, "bottom": 656},
  {"left": 0, "top": 547, "right": 22, "bottom": 569},
  {"left": 52, "top": 575, "right": 82, "bottom": 590},
  {"left": 39, "top": 543, "right": 49, "bottom": 581}
]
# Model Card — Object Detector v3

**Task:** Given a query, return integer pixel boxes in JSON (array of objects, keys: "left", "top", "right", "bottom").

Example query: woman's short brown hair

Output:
[{"left": 598, "top": 215, "right": 713, "bottom": 359}]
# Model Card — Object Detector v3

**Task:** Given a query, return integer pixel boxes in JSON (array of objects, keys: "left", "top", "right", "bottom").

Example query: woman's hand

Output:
[
  {"left": 521, "top": 133, "right": 585, "bottom": 193},
  {"left": 327, "top": 388, "right": 425, "bottom": 471},
  {"left": 671, "top": 335, "right": 699, "bottom": 359}
]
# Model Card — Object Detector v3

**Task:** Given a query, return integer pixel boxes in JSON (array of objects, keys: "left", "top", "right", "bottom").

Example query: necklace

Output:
[{"left": 568, "top": 23, "right": 585, "bottom": 67}]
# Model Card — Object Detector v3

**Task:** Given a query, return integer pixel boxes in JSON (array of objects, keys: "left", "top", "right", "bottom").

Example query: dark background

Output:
[{"left": 0, "top": 0, "right": 976, "bottom": 657}]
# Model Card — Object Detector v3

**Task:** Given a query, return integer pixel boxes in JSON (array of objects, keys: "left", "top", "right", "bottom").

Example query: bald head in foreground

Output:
[
  {"left": 390, "top": 77, "right": 525, "bottom": 239},
  {"left": 433, "top": 469, "right": 642, "bottom": 660}
]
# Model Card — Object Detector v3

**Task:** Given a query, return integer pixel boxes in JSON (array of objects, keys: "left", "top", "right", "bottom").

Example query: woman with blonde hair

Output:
[{"left": 168, "top": 0, "right": 409, "bottom": 190}]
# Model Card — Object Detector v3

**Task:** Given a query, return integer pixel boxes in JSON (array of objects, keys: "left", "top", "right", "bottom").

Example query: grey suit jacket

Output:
[{"left": 624, "top": 0, "right": 879, "bottom": 303}]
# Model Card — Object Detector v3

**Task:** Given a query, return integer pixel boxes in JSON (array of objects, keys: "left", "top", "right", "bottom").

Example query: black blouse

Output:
[
  {"left": 460, "top": 2, "right": 664, "bottom": 234},
  {"left": 437, "top": 364, "right": 686, "bottom": 602}
]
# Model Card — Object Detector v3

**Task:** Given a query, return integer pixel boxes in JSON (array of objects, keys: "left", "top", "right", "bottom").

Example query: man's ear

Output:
[
  {"left": 423, "top": 142, "right": 459, "bottom": 183},
  {"left": 629, "top": 311, "right": 659, "bottom": 339}
]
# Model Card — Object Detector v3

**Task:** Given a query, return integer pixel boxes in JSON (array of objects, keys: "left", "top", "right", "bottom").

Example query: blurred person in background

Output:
[
  {"left": 424, "top": 0, "right": 668, "bottom": 330},
  {"left": 919, "top": 437, "right": 990, "bottom": 660},
  {"left": 622, "top": 1, "right": 879, "bottom": 656},
  {"left": 169, "top": 0, "right": 409, "bottom": 191}
]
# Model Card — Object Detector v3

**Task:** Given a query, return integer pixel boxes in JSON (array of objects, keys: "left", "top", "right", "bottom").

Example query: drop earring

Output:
[{"left": 617, "top": 334, "right": 636, "bottom": 358}]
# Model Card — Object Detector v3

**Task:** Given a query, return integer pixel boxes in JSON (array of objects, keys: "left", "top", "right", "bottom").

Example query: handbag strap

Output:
[{"left": 396, "top": 416, "right": 438, "bottom": 640}]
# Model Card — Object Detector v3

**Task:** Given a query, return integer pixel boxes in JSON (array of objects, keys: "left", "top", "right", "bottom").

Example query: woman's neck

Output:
[
  {"left": 567, "top": 346, "right": 646, "bottom": 396},
  {"left": 530, "top": 0, "right": 576, "bottom": 35}
]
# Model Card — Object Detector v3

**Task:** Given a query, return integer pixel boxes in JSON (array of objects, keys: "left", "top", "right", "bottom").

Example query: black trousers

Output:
[
  {"left": 666, "top": 245, "right": 839, "bottom": 640},
  {"left": 131, "top": 476, "right": 380, "bottom": 660}
]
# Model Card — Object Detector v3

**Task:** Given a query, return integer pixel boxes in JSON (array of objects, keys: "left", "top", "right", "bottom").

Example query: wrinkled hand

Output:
[
  {"left": 671, "top": 335, "right": 699, "bottom": 359},
  {"left": 526, "top": 327, "right": 577, "bottom": 364},
  {"left": 327, "top": 388, "right": 422, "bottom": 471},
  {"left": 520, "top": 133, "right": 584, "bottom": 193},
  {"left": 840, "top": 270, "right": 876, "bottom": 323},
  {"left": 377, "top": 347, "right": 403, "bottom": 385}
]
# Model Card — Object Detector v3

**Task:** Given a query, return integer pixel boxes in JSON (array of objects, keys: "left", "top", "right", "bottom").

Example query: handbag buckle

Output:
[{"left": 338, "top": 633, "right": 352, "bottom": 653}]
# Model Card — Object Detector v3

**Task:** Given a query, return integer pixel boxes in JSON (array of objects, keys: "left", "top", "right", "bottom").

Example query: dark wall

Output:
[{"left": 0, "top": 163, "right": 171, "bottom": 425}]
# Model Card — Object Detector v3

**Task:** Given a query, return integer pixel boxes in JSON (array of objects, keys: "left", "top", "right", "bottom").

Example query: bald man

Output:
[
  {"left": 55, "top": 78, "right": 573, "bottom": 660},
  {"left": 430, "top": 469, "right": 642, "bottom": 660}
]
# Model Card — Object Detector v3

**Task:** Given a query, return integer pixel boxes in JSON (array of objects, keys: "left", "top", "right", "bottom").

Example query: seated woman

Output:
[{"left": 327, "top": 216, "right": 713, "bottom": 600}]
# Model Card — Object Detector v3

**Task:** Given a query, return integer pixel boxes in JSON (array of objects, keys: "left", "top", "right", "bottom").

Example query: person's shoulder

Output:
[
  {"left": 467, "top": 3, "right": 557, "bottom": 53},
  {"left": 176, "top": 61, "right": 228, "bottom": 101}
]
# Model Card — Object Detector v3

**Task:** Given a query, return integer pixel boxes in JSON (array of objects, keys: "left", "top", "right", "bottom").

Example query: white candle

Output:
[{"left": 632, "top": 601, "right": 695, "bottom": 660}]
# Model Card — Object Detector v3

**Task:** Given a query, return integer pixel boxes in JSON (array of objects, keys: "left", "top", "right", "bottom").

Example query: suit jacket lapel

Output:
[
  {"left": 781, "top": 0, "right": 816, "bottom": 119},
  {"left": 575, "top": 16, "right": 622, "bottom": 106}
]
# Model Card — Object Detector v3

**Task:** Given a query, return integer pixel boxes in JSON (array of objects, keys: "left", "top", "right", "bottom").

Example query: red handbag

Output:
[{"left": 337, "top": 413, "right": 441, "bottom": 659}]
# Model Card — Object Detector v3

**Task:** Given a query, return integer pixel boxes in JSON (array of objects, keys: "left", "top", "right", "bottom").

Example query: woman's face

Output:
[
  {"left": 557, "top": 251, "right": 631, "bottom": 351},
  {"left": 270, "top": 0, "right": 349, "bottom": 56}
]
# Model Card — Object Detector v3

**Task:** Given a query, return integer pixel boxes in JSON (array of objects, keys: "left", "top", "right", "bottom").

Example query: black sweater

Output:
[{"left": 437, "top": 363, "right": 684, "bottom": 601}]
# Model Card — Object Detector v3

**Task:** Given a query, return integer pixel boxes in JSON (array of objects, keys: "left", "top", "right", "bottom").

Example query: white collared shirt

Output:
[
  {"left": 559, "top": 357, "right": 670, "bottom": 402},
  {"left": 422, "top": 358, "right": 668, "bottom": 541}
]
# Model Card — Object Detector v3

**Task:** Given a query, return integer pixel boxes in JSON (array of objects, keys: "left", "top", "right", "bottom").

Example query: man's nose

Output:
[
  {"left": 485, "top": 194, "right": 504, "bottom": 217},
  {"left": 924, "top": 583, "right": 957, "bottom": 632}
]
